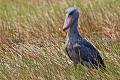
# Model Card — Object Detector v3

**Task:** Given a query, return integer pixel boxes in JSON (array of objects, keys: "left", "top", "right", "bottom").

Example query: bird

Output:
[{"left": 63, "top": 7, "right": 105, "bottom": 69}]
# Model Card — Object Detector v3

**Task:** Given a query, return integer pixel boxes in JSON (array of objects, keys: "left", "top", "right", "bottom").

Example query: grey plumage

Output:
[{"left": 63, "top": 7, "right": 105, "bottom": 69}]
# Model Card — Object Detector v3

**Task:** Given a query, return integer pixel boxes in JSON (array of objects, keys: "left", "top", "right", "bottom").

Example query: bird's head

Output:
[{"left": 63, "top": 7, "right": 79, "bottom": 31}]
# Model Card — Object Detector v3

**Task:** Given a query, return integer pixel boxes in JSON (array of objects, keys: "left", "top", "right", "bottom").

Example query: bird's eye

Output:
[{"left": 69, "top": 11, "right": 74, "bottom": 15}]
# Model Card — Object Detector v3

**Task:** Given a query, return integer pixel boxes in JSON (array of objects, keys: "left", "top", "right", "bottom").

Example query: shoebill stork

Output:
[{"left": 63, "top": 7, "right": 105, "bottom": 69}]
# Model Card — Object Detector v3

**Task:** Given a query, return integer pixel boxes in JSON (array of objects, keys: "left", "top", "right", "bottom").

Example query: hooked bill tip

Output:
[{"left": 63, "top": 27, "right": 67, "bottom": 31}]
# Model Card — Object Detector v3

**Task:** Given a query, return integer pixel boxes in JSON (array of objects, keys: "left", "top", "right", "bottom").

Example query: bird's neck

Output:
[{"left": 67, "top": 20, "right": 80, "bottom": 39}]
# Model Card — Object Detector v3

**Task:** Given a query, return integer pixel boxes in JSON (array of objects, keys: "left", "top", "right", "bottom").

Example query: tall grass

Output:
[{"left": 0, "top": 0, "right": 120, "bottom": 80}]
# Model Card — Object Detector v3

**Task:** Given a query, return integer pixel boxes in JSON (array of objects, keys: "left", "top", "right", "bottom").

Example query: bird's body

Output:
[{"left": 63, "top": 7, "right": 105, "bottom": 69}]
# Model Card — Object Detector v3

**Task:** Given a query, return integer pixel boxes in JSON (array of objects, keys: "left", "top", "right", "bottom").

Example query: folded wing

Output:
[{"left": 73, "top": 39, "right": 105, "bottom": 69}]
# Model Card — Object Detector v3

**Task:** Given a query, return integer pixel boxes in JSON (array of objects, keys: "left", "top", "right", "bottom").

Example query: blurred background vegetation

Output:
[{"left": 0, "top": 0, "right": 120, "bottom": 80}]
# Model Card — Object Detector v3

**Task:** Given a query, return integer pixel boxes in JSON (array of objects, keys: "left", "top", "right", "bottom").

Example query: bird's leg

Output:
[
  {"left": 83, "top": 61, "right": 91, "bottom": 68},
  {"left": 73, "top": 60, "right": 78, "bottom": 71},
  {"left": 73, "top": 58, "right": 79, "bottom": 68}
]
